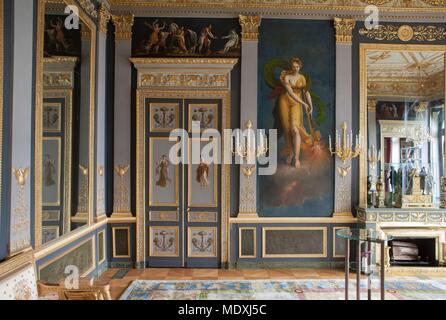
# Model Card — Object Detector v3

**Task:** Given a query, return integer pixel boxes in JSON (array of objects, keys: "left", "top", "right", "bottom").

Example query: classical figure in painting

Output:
[
  {"left": 144, "top": 19, "right": 166, "bottom": 53},
  {"left": 198, "top": 24, "right": 217, "bottom": 55},
  {"left": 219, "top": 29, "right": 239, "bottom": 54},
  {"left": 275, "top": 58, "right": 321, "bottom": 168},
  {"left": 156, "top": 155, "right": 171, "bottom": 188},
  {"left": 43, "top": 154, "right": 56, "bottom": 187},
  {"left": 196, "top": 159, "right": 209, "bottom": 188}
]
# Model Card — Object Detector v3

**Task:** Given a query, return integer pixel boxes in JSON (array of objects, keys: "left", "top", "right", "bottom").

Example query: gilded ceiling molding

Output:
[
  {"left": 333, "top": 17, "right": 356, "bottom": 44},
  {"left": 359, "top": 0, "right": 394, "bottom": 4},
  {"left": 239, "top": 15, "right": 261, "bottom": 41},
  {"left": 107, "top": 0, "right": 446, "bottom": 16},
  {"left": 420, "top": 0, "right": 446, "bottom": 5},
  {"left": 98, "top": 3, "right": 112, "bottom": 34},
  {"left": 359, "top": 24, "right": 446, "bottom": 42},
  {"left": 112, "top": 14, "right": 135, "bottom": 40}
]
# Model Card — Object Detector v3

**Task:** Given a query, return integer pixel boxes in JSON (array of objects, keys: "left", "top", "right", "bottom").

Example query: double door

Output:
[{"left": 146, "top": 98, "right": 222, "bottom": 268}]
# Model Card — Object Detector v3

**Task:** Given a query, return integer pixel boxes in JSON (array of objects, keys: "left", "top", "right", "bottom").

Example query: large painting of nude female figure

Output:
[{"left": 257, "top": 19, "right": 335, "bottom": 217}]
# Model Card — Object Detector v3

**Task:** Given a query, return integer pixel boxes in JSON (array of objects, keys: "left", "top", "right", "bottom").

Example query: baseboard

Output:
[{"left": 108, "top": 261, "right": 135, "bottom": 269}]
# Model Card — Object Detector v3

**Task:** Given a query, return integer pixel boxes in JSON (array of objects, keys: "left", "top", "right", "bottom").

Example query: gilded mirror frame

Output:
[
  {"left": 359, "top": 43, "right": 446, "bottom": 208},
  {"left": 35, "top": 0, "right": 96, "bottom": 248}
]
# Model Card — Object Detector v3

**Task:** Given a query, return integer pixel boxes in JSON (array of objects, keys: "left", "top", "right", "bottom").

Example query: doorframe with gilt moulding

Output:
[
  {"left": 132, "top": 56, "right": 237, "bottom": 268},
  {"left": 358, "top": 43, "right": 446, "bottom": 208}
]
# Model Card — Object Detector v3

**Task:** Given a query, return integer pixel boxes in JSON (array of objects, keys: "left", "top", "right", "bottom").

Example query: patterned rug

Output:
[{"left": 119, "top": 278, "right": 446, "bottom": 300}]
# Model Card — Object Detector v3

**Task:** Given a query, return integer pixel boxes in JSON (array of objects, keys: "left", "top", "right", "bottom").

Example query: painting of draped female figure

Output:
[{"left": 258, "top": 19, "right": 335, "bottom": 217}]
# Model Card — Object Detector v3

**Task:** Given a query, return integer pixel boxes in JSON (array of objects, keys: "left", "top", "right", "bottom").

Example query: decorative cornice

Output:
[
  {"left": 359, "top": 24, "right": 446, "bottom": 42},
  {"left": 112, "top": 14, "right": 134, "bottom": 40},
  {"left": 239, "top": 15, "right": 261, "bottom": 41},
  {"left": 77, "top": 0, "right": 98, "bottom": 18},
  {"left": 108, "top": 0, "right": 446, "bottom": 13},
  {"left": 98, "top": 4, "right": 112, "bottom": 34},
  {"left": 334, "top": 17, "right": 356, "bottom": 44},
  {"left": 130, "top": 57, "right": 239, "bottom": 65}
]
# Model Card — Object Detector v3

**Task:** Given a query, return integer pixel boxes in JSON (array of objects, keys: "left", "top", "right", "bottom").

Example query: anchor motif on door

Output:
[
  {"left": 152, "top": 229, "right": 177, "bottom": 254},
  {"left": 190, "top": 229, "right": 214, "bottom": 254}
]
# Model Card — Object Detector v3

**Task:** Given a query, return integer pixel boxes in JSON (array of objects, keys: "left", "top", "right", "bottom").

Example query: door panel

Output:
[{"left": 146, "top": 98, "right": 222, "bottom": 268}]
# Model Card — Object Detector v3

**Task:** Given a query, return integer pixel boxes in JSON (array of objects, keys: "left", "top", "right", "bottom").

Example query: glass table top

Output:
[{"left": 336, "top": 228, "right": 393, "bottom": 243}]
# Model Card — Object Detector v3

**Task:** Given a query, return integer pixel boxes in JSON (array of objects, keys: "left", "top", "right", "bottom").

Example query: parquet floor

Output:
[{"left": 97, "top": 268, "right": 346, "bottom": 300}]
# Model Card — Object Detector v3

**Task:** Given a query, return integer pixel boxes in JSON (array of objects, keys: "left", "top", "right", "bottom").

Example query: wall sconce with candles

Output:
[
  {"left": 232, "top": 120, "right": 268, "bottom": 177},
  {"left": 329, "top": 122, "right": 363, "bottom": 177}
]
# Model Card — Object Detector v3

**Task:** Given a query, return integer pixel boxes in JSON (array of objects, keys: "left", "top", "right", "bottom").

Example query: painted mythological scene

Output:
[
  {"left": 258, "top": 19, "right": 335, "bottom": 217},
  {"left": 44, "top": 14, "right": 81, "bottom": 57},
  {"left": 132, "top": 18, "right": 241, "bottom": 58}
]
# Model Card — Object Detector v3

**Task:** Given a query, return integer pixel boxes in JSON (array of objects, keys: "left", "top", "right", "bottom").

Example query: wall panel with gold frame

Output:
[
  {"left": 35, "top": 0, "right": 96, "bottom": 248},
  {"left": 359, "top": 44, "right": 446, "bottom": 209}
]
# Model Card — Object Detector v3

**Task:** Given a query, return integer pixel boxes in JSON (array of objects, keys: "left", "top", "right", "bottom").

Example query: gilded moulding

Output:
[
  {"left": 10, "top": 168, "right": 31, "bottom": 255},
  {"left": 359, "top": 43, "right": 446, "bottom": 209},
  {"left": 359, "top": 25, "right": 446, "bottom": 42},
  {"left": 239, "top": 15, "right": 261, "bottom": 41},
  {"left": 108, "top": 0, "right": 446, "bottom": 14},
  {"left": 334, "top": 17, "right": 356, "bottom": 44},
  {"left": 130, "top": 57, "right": 239, "bottom": 66},
  {"left": 112, "top": 14, "right": 134, "bottom": 41}
]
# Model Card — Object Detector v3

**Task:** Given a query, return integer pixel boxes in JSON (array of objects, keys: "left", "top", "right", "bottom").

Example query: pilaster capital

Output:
[
  {"left": 239, "top": 15, "right": 261, "bottom": 41},
  {"left": 98, "top": 3, "right": 111, "bottom": 34},
  {"left": 334, "top": 17, "right": 356, "bottom": 44},
  {"left": 112, "top": 14, "right": 135, "bottom": 41}
]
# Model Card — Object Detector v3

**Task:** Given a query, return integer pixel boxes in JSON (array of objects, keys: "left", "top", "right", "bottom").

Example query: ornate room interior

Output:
[{"left": 0, "top": 0, "right": 446, "bottom": 300}]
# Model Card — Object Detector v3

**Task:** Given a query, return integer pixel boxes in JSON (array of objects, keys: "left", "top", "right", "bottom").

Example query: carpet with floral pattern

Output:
[{"left": 119, "top": 277, "right": 446, "bottom": 300}]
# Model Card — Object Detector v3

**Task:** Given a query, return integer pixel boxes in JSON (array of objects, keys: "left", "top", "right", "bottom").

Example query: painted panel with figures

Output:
[{"left": 132, "top": 17, "right": 241, "bottom": 58}]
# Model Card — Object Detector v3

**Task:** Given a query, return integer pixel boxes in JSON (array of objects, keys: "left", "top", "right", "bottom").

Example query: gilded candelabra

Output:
[
  {"left": 233, "top": 120, "right": 268, "bottom": 177},
  {"left": 329, "top": 122, "right": 363, "bottom": 164}
]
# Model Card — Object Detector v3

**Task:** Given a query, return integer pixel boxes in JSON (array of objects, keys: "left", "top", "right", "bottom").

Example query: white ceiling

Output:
[{"left": 367, "top": 50, "right": 444, "bottom": 79}]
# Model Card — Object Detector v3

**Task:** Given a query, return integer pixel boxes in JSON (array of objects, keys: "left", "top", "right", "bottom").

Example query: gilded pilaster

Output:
[
  {"left": 334, "top": 17, "right": 356, "bottom": 44},
  {"left": 239, "top": 15, "right": 261, "bottom": 41},
  {"left": 112, "top": 15, "right": 134, "bottom": 41},
  {"left": 333, "top": 17, "right": 355, "bottom": 217}
]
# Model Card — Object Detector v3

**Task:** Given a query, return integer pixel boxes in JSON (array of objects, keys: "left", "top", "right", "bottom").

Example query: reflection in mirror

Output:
[
  {"left": 40, "top": 1, "right": 92, "bottom": 244},
  {"left": 366, "top": 48, "right": 445, "bottom": 209}
]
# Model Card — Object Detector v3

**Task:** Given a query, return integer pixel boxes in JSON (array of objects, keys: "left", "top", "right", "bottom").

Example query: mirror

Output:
[
  {"left": 361, "top": 44, "right": 445, "bottom": 209},
  {"left": 36, "top": 0, "right": 96, "bottom": 246}
]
